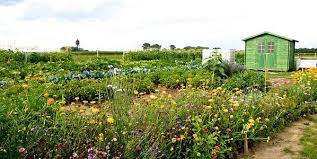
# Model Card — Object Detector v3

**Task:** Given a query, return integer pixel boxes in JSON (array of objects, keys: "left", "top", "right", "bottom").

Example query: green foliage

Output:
[
  {"left": 0, "top": 50, "right": 72, "bottom": 63},
  {"left": 203, "top": 57, "right": 226, "bottom": 79},
  {"left": 125, "top": 50, "right": 202, "bottom": 61},
  {"left": 28, "top": 52, "right": 72, "bottom": 63},
  {"left": 0, "top": 50, "right": 25, "bottom": 63},
  {"left": 223, "top": 70, "right": 265, "bottom": 91},
  {"left": 235, "top": 51, "right": 245, "bottom": 64}
]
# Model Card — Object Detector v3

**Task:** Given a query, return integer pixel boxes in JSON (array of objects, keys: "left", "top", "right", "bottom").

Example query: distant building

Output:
[{"left": 242, "top": 32, "right": 298, "bottom": 71}]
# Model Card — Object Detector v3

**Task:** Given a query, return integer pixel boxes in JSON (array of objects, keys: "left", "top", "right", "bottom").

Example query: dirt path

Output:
[{"left": 241, "top": 116, "right": 315, "bottom": 159}]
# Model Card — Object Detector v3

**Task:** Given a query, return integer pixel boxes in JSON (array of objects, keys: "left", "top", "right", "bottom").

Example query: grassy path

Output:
[{"left": 240, "top": 115, "right": 317, "bottom": 159}]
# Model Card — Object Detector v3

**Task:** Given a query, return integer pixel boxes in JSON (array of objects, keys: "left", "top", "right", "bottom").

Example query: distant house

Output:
[{"left": 242, "top": 32, "right": 298, "bottom": 71}]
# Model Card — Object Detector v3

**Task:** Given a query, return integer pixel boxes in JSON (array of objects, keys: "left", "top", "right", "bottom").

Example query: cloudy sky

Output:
[{"left": 0, "top": 0, "right": 316, "bottom": 51}]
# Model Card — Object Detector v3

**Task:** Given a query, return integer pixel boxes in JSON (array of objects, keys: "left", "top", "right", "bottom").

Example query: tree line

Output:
[
  {"left": 142, "top": 43, "right": 209, "bottom": 50},
  {"left": 296, "top": 48, "right": 317, "bottom": 53}
]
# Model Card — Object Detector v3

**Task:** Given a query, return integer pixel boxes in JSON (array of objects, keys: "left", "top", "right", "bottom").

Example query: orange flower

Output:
[{"left": 47, "top": 98, "right": 55, "bottom": 104}]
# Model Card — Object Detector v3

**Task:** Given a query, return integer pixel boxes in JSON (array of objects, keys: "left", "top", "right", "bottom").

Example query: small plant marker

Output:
[{"left": 244, "top": 132, "right": 249, "bottom": 155}]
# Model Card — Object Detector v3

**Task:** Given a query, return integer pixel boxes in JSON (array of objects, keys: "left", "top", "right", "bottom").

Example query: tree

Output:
[
  {"left": 142, "top": 43, "right": 151, "bottom": 50},
  {"left": 184, "top": 46, "right": 194, "bottom": 50},
  {"left": 150, "top": 44, "right": 161, "bottom": 50},
  {"left": 196, "top": 46, "right": 209, "bottom": 50},
  {"left": 170, "top": 45, "right": 176, "bottom": 50}
]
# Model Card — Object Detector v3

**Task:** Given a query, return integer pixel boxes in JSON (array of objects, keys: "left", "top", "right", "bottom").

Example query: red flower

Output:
[
  {"left": 203, "top": 128, "right": 209, "bottom": 133},
  {"left": 211, "top": 153, "right": 218, "bottom": 158},
  {"left": 214, "top": 145, "right": 221, "bottom": 151}
]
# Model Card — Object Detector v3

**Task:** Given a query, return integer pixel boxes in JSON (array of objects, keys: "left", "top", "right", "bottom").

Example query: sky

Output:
[{"left": 0, "top": 0, "right": 317, "bottom": 51}]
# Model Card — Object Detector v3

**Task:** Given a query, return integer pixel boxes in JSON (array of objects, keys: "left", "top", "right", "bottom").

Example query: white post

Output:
[{"left": 97, "top": 48, "right": 99, "bottom": 57}]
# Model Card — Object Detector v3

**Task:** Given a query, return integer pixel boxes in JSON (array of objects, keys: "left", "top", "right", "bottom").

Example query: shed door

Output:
[
  {"left": 257, "top": 40, "right": 265, "bottom": 69},
  {"left": 256, "top": 40, "right": 277, "bottom": 69},
  {"left": 266, "top": 40, "right": 277, "bottom": 69}
]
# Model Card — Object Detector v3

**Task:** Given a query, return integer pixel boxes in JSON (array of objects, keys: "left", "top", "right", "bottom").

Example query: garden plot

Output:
[{"left": 1, "top": 50, "right": 317, "bottom": 158}]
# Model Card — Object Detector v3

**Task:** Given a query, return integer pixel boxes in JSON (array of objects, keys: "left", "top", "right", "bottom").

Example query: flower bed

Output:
[{"left": 0, "top": 69, "right": 316, "bottom": 158}]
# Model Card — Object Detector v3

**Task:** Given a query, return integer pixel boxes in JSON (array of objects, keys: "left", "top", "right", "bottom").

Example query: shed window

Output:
[
  {"left": 258, "top": 42, "right": 265, "bottom": 53},
  {"left": 268, "top": 42, "right": 274, "bottom": 53}
]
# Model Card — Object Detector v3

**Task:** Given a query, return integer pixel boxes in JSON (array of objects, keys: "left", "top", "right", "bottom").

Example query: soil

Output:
[{"left": 269, "top": 78, "right": 292, "bottom": 87}]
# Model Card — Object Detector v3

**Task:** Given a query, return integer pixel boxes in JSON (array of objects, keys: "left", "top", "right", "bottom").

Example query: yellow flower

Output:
[
  {"left": 205, "top": 106, "right": 212, "bottom": 109},
  {"left": 22, "top": 84, "right": 29, "bottom": 89},
  {"left": 75, "top": 97, "right": 80, "bottom": 101},
  {"left": 150, "top": 95, "right": 157, "bottom": 99},
  {"left": 107, "top": 117, "right": 115, "bottom": 124},
  {"left": 98, "top": 133, "right": 104, "bottom": 141},
  {"left": 59, "top": 107, "right": 66, "bottom": 112},
  {"left": 168, "top": 94, "right": 173, "bottom": 98},
  {"left": 246, "top": 118, "right": 255, "bottom": 129},
  {"left": 43, "top": 92, "right": 49, "bottom": 98},
  {"left": 193, "top": 134, "right": 199, "bottom": 141},
  {"left": 180, "top": 135, "right": 185, "bottom": 140},
  {"left": 91, "top": 107, "right": 100, "bottom": 114},
  {"left": 79, "top": 108, "right": 85, "bottom": 113},
  {"left": 90, "top": 101, "right": 96, "bottom": 104},
  {"left": 233, "top": 102, "right": 239, "bottom": 108},
  {"left": 172, "top": 138, "right": 177, "bottom": 143},
  {"left": 160, "top": 105, "right": 165, "bottom": 109},
  {"left": 88, "top": 119, "right": 96, "bottom": 124},
  {"left": 223, "top": 109, "right": 228, "bottom": 113},
  {"left": 249, "top": 118, "right": 255, "bottom": 123},
  {"left": 265, "top": 118, "right": 270, "bottom": 122}
]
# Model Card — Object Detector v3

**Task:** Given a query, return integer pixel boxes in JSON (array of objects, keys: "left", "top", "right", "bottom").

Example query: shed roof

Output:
[{"left": 242, "top": 32, "right": 299, "bottom": 42}]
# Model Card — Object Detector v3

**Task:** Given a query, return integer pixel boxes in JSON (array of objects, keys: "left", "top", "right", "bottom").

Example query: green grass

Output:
[
  {"left": 296, "top": 53, "right": 317, "bottom": 59},
  {"left": 300, "top": 115, "right": 317, "bottom": 159},
  {"left": 267, "top": 72, "right": 293, "bottom": 79}
]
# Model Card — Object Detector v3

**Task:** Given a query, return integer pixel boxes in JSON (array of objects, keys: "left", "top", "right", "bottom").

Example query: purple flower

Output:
[{"left": 151, "top": 146, "right": 158, "bottom": 157}]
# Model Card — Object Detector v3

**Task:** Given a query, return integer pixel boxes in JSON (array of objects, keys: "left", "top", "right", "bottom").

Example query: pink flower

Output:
[
  {"left": 214, "top": 145, "right": 221, "bottom": 151},
  {"left": 18, "top": 147, "right": 27, "bottom": 156},
  {"left": 211, "top": 153, "right": 218, "bottom": 158}
]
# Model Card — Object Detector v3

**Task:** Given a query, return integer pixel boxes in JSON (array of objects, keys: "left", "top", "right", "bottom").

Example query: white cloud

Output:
[{"left": 0, "top": 0, "right": 317, "bottom": 51}]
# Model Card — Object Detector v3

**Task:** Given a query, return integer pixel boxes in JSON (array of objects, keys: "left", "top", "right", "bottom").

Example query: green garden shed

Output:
[{"left": 242, "top": 32, "right": 298, "bottom": 71}]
